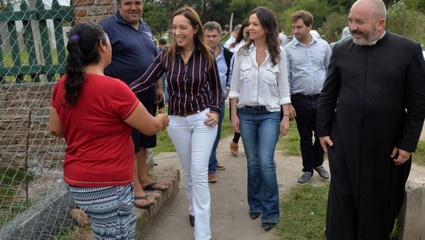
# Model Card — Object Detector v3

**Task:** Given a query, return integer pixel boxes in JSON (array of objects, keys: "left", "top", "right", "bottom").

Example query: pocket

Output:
[
  {"left": 263, "top": 64, "right": 279, "bottom": 85},
  {"left": 239, "top": 63, "right": 254, "bottom": 82}
]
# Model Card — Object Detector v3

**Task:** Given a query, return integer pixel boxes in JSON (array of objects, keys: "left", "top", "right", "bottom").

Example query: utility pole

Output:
[{"left": 229, "top": 12, "right": 233, "bottom": 35}]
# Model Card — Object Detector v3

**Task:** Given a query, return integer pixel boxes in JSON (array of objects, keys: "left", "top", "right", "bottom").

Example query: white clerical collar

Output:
[{"left": 367, "top": 31, "right": 386, "bottom": 46}]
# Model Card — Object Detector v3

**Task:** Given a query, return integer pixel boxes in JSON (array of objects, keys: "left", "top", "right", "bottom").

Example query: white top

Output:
[
  {"left": 229, "top": 39, "right": 246, "bottom": 53},
  {"left": 224, "top": 35, "right": 236, "bottom": 49},
  {"left": 228, "top": 44, "right": 291, "bottom": 112},
  {"left": 279, "top": 32, "right": 287, "bottom": 47}
]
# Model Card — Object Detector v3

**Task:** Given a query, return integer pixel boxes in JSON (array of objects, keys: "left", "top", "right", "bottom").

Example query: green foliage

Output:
[
  {"left": 325, "top": 0, "right": 351, "bottom": 13},
  {"left": 386, "top": 1, "right": 425, "bottom": 45},
  {"left": 143, "top": 2, "right": 170, "bottom": 36},
  {"left": 227, "top": 0, "right": 256, "bottom": 26},
  {"left": 200, "top": 0, "right": 232, "bottom": 27},
  {"left": 0, "top": 167, "right": 35, "bottom": 228},
  {"left": 319, "top": 12, "right": 348, "bottom": 43},
  {"left": 296, "top": 0, "right": 331, "bottom": 29},
  {"left": 278, "top": 0, "right": 331, "bottom": 37},
  {"left": 404, "top": 0, "right": 425, "bottom": 11},
  {"left": 413, "top": 140, "right": 425, "bottom": 167},
  {"left": 142, "top": 0, "right": 425, "bottom": 47}
]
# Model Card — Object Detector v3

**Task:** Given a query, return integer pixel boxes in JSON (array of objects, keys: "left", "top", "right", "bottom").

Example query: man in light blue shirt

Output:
[
  {"left": 284, "top": 10, "right": 332, "bottom": 185},
  {"left": 203, "top": 21, "right": 233, "bottom": 183}
]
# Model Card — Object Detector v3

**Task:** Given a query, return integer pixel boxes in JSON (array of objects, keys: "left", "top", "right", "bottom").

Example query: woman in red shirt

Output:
[{"left": 49, "top": 22, "right": 168, "bottom": 239}]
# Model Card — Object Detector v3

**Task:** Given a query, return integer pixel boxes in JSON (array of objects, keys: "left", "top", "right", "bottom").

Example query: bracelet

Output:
[{"left": 283, "top": 114, "right": 289, "bottom": 116}]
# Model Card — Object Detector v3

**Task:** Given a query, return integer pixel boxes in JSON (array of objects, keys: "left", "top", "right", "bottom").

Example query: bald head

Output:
[
  {"left": 349, "top": 0, "right": 386, "bottom": 45},
  {"left": 351, "top": 0, "right": 386, "bottom": 21}
]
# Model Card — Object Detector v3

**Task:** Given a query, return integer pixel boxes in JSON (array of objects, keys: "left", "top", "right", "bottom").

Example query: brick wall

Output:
[
  {"left": 0, "top": 84, "right": 65, "bottom": 169},
  {"left": 72, "top": 0, "right": 115, "bottom": 23}
]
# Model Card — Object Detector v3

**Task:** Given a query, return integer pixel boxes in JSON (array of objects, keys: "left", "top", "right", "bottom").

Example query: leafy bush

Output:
[{"left": 386, "top": 1, "right": 425, "bottom": 46}]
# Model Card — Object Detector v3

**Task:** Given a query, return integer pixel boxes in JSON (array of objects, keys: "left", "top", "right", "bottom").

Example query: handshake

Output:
[{"left": 157, "top": 113, "right": 169, "bottom": 132}]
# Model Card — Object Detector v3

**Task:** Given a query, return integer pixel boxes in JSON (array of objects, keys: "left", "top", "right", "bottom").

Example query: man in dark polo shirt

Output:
[{"left": 100, "top": 0, "right": 168, "bottom": 209}]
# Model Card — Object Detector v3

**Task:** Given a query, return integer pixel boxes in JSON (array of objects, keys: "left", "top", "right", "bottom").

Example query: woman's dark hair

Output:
[
  {"left": 230, "top": 19, "right": 249, "bottom": 49},
  {"left": 64, "top": 22, "right": 106, "bottom": 107},
  {"left": 242, "top": 7, "right": 281, "bottom": 66}
]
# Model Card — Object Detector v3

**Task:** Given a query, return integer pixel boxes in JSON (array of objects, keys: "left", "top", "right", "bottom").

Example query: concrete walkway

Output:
[{"left": 143, "top": 136, "right": 330, "bottom": 240}]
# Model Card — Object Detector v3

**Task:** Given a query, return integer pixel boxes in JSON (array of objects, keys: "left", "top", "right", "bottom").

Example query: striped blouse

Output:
[{"left": 130, "top": 47, "right": 222, "bottom": 116}]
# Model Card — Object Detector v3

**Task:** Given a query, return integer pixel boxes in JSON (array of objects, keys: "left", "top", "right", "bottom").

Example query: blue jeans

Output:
[
  {"left": 238, "top": 107, "right": 280, "bottom": 223},
  {"left": 208, "top": 100, "right": 225, "bottom": 174}
]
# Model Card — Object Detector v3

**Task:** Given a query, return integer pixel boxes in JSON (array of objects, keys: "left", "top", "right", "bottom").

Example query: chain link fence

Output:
[{"left": 0, "top": 0, "right": 116, "bottom": 238}]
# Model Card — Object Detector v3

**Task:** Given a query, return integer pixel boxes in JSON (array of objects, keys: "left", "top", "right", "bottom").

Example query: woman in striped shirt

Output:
[{"left": 130, "top": 7, "right": 221, "bottom": 240}]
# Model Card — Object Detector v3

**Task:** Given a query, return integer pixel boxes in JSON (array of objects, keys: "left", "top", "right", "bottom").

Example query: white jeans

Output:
[{"left": 167, "top": 108, "right": 217, "bottom": 240}]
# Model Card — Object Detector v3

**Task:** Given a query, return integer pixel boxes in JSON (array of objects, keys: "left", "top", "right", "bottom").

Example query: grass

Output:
[
  {"left": 276, "top": 185, "right": 328, "bottom": 240},
  {"left": 0, "top": 167, "right": 35, "bottom": 228},
  {"left": 413, "top": 140, "right": 425, "bottom": 166}
]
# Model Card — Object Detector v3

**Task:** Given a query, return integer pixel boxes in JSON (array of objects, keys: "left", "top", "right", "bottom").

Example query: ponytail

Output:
[{"left": 63, "top": 22, "right": 105, "bottom": 107}]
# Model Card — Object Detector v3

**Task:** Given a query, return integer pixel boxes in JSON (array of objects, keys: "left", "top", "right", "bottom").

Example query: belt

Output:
[
  {"left": 292, "top": 93, "right": 321, "bottom": 100},
  {"left": 245, "top": 105, "right": 267, "bottom": 110},
  {"left": 178, "top": 108, "right": 204, "bottom": 117}
]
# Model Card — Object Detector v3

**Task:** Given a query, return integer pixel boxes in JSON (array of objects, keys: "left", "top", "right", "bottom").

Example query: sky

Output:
[{"left": 43, "top": 0, "right": 71, "bottom": 7}]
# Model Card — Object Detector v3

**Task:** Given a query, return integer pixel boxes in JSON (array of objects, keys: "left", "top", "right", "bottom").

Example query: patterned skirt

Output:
[{"left": 67, "top": 184, "right": 136, "bottom": 240}]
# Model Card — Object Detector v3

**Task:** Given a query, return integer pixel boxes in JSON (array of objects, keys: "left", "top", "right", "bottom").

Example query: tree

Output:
[
  {"left": 386, "top": 0, "right": 425, "bottom": 45},
  {"left": 199, "top": 0, "right": 231, "bottom": 28},
  {"left": 277, "top": 0, "right": 331, "bottom": 36},
  {"left": 404, "top": 0, "right": 425, "bottom": 11},
  {"left": 319, "top": 12, "right": 348, "bottom": 43},
  {"left": 228, "top": 0, "right": 271, "bottom": 29},
  {"left": 324, "top": 0, "right": 351, "bottom": 13},
  {"left": 144, "top": 0, "right": 232, "bottom": 36},
  {"left": 143, "top": 2, "right": 169, "bottom": 36}
]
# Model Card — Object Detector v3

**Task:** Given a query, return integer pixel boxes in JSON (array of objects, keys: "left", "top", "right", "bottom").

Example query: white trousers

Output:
[{"left": 167, "top": 108, "right": 217, "bottom": 240}]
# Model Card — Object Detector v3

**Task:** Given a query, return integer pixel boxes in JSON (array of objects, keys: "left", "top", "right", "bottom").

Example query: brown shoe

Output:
[
  {"left": 230, "top": 141, "right": 238, "bottom": 157},
  {"left": 217, "top": 162, "right": 226, "bottom": 170},
  {"left": 208, "top": 173, "right": 217, "bottom": 183}
]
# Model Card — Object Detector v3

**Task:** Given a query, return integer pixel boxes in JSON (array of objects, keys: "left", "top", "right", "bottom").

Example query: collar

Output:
[
  {"left": 113, "top": 11, "right": 144, "bottom": 31},
  {"left": 215, "top": 44, "right": 225, "bottom": 58},
  {"left": 294, "top": 34, "right": 317, "bottom": 47},
  {"left": 247, "top": 42, "right": 270, "bottom": 56},
  {"left": 367, "top": 31, "right": 386, "bottom": 46}
]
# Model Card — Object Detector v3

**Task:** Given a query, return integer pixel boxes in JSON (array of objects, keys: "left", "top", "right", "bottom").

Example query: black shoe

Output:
[
  {"left": 262, "top": 222, "right": 276, "bottom": 231},
  {"left": 297, "top": 172, "right": 312, "bottom": 185},
  {"left": 249, "top": 212, "right": 261, "bottom": 219},
  {"left": 315, "top": 165, "right": 330, "bottom": 180},
  {"left": 189, "top": 214, "right": 195, "bottom": 227}
]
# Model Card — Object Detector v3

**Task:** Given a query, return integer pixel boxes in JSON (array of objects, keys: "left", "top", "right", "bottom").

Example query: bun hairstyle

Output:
[{"left": 64, "top": 22, "right": 106, "bottom": 107}]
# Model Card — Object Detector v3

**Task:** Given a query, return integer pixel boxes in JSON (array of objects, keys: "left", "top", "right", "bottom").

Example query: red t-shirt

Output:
[{"left": 51, "top": 74, "right": 139, "bottom": 187}]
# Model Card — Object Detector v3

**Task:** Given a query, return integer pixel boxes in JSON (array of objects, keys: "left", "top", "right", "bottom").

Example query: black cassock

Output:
[{"left": 317, "top": 32, "right": 425, "bottom": 240}]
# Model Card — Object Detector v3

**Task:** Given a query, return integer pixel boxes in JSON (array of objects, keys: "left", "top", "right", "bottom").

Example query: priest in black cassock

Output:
[{"left": 317, "top": 0, "right": 425, "bottom": 239}]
